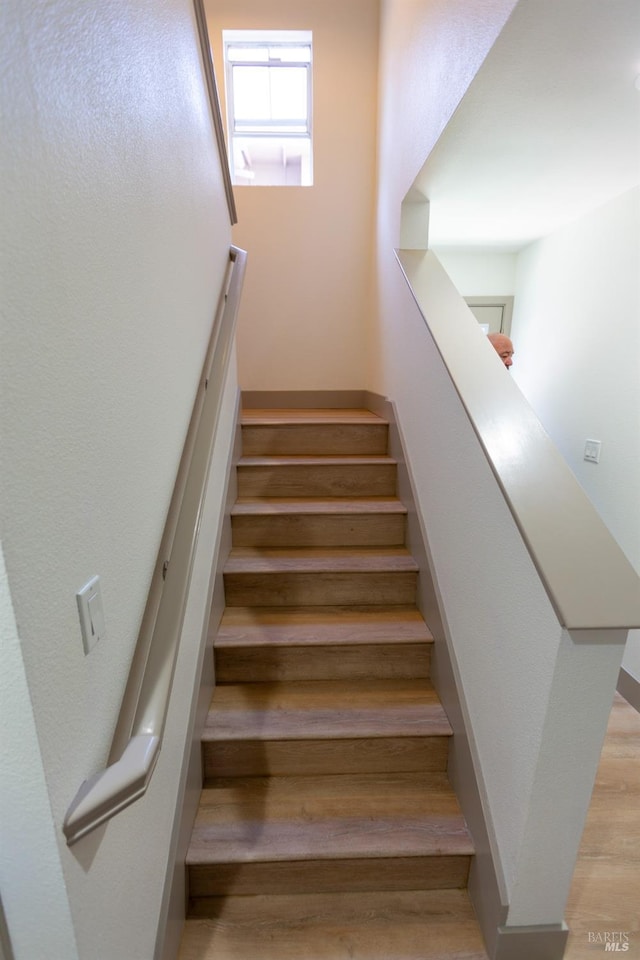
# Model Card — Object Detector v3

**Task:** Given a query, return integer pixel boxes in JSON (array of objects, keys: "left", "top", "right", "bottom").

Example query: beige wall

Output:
[
  {"left": 0, "top": 1, "right": 233, "bottom": 956},
  {"left": 207, "top": 0, "right": 379, "bottom": 391}
]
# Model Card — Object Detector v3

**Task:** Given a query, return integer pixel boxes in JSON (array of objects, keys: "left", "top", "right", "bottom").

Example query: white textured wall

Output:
[
  {"left": 434, "top": 250, "right": 518, "bottom": 297},
  {"left": 512, "top": 188, "right": 640, "bottom": 682},
  {"left": 376, "top": 259, "right": 563, "bottom": 905},
  {"left": 374, "top": 0, "right": 518, "bottom": 888},
  {"left": 371, "top": 0, "right": 517, "bottom": 384},
  {"left": 0, "top": 1, "right": 233, "bottom": 956},
  {"left": 1, "top": 547, "right": 79, "bottom": 960},
  {"left": 207, "top": 0, "right": 379, "bottom": 391}
]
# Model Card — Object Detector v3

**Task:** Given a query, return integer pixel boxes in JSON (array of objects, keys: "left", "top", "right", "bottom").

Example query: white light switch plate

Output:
[
  {"left": 584, "top": 439, "right": 601, "bottom": 464},
  {"left": 76, "top": 575, "right": 106, "bottom": 654}
]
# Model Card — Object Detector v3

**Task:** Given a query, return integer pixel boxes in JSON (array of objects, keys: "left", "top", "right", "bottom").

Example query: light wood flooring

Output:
[{"left": 563, "top": 691, "right": 640, "bottom": 958}]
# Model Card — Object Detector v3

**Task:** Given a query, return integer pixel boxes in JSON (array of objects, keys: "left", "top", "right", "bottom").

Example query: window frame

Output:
[{"left": 222, "top": 30, "right": 313, "bottom": 187}]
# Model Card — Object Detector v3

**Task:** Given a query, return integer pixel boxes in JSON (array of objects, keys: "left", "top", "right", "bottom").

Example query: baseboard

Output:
[
  {"left": 494, "top": 923, "right": 569, "bottom": 960},
  {"left": 364, "top": 390, "right": 510, "bottom": 960},
  {"left": 617, "top": 666, "right": 640, "bottom": 713},
  {"left": 242, "top": 389, "right": 369, "bottom": 409},
  {"left": 155, "top": 390, "right": 241, "bottom": 960}
]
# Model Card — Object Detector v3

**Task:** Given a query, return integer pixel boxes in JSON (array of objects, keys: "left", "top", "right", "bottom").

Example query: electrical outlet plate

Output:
[
  {"left": 76, "top": 575, "right": 106, "bottom": 654},
  {"left": 584, "top": 439, "right": 601, "bottom": 464}
]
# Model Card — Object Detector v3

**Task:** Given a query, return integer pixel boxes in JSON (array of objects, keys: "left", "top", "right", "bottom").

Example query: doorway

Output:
[{"left": 465, "top": 295, "right": 513, "bottom": 336}]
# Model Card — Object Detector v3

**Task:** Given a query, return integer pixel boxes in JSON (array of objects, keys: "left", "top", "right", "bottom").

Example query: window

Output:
[{"left": 223, "top": 30, "right": 313, "bottom": 187}]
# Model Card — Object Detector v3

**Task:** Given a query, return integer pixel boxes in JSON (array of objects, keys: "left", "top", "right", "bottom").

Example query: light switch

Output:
[
  {"left": 76, "top": 575, "right": 106, "bottom": 654},
  {"left": 584, "top": 439, "right": 601, "bottom": 464}
]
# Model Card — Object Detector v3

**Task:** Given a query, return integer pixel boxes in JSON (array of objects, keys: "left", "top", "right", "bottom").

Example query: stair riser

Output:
[
  {"left": 237, "top": 464, "right": 396, "bottom": 498},
  {"left": 203, "top": 736, "right": 449, "bottom": 779},
  {"left": 223, "top": 572, "right": 417, "bottom": 607},
  {"left": 242, "top": 423, "right": 388, "bottom": 457},
  {"left": 231, "top": 514, "right": 406, "bottom": 548},
  {"left": 188, "top": 855, "right": 471, "bottom": 899},
  {"left": 215, "top": 643, "right": 431, "bottom": 683}
]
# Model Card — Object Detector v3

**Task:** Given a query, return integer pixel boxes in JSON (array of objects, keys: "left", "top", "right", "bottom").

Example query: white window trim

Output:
[{"left": 222, "top": 29, "right": 313, "bottom": 187}]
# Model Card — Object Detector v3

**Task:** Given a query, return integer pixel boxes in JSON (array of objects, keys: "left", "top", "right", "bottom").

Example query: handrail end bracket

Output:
[{"left": 63, "top": 735, "right": 160, "bottom": 846}]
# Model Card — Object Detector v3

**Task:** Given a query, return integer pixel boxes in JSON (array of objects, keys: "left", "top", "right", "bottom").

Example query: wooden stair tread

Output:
[
  {"left": 225, "top": 546, "right": 419, "bottom": 574},
  {"left": 204, "top": 679, "right": 451, "bottom": 741},
  {"left": 188, "top": 773, "right": 472, "bottom": 864},
  {"left": 179, "top": 889, "right": 488, "bottom": 960},
  {"left": 241, "top": 408, "right": 387, "bottom": 425},
  {"left": 188, "top": 825, "right": 472, "bottom": 865},
  {"left": 216, "top": 605, "right": 433, "bottom": 648},
  {"left": 232, "top": 497, "right": 407, "bottom": 515}
]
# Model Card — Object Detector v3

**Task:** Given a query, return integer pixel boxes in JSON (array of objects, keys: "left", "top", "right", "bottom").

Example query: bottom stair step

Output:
[
  {"left": 179, "top": 889, "right": 488, "bottom": 959},
  {"left": 186, "top": 773, "right": 473, "bottom": 897}
]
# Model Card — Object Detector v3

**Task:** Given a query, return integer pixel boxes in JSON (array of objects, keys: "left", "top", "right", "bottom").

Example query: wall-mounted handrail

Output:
[
  {"left": 193, "top": 0, "right": 237, "bottom": 226},
  {"left": 63, "top": 246, "right": 246, "bottom": 846},
  {"left": 397, "top": 248, "right": 640, "bottom": 632}
]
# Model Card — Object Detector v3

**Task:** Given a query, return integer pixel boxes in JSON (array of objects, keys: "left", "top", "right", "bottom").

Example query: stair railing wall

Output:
[
  {"left": 63, "top": 245, "right": 247, "bottom": 846},
  {"left": 397, "top": 250, "right": 640, "bottom": 635},
  {"left": 391, "top": 248, "right": 640, "bottom": 957}
]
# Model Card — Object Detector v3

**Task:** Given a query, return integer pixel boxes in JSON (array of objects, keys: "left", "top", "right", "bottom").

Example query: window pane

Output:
[
  {"left": 227, "top": 45, "right": 269, "bottom": 63},
  {"left": 233, "top": 66, "right": 271, "bottom": 120},
  {"left": 233, "top": 65, "right": 308, "bottom": 126},
  {"left": 228, "top": 44, "right": 310, "bottom": 64},
  {"left": 231, "top": 135, "right": 312, "bottom": 187},
  {"left": 268, "top": 46, "right": 311, "bottom": 63},
  {"left": 270, "top": 67, "right": 307, "bottom": 121}
]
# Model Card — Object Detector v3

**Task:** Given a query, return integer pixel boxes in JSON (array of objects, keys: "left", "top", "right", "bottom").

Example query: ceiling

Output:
[{"left": 414, "top": 0, "right": 640, "bottom": 252}]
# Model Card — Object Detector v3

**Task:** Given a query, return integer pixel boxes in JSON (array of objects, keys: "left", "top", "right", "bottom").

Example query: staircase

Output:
[{"left": 179, "top": 407, "right": 488, "bottom": 960}]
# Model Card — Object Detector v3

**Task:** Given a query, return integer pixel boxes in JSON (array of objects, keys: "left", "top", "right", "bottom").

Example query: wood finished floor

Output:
[
  {"left": 180, "top": 889, "right": 488, "bottom": 959},
  {"left": 563, "top": 691, "right": 640, "bottom": 959}
]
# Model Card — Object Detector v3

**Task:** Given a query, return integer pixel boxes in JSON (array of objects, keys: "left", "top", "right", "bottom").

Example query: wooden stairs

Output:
[{"left": 179, "top": 408, "right": 488, "bottom": 960}]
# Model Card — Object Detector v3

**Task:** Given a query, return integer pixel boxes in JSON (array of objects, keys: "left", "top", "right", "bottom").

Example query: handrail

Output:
[
  {"left": 396, "top": 248, "right": 640, "bottom": 632},
  {"left": 63, "top": 246, "right": 247, "bottom": 845},
  {"left": 193, "top": 0, "right": 237, "bottom": 226}
]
